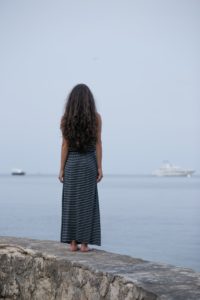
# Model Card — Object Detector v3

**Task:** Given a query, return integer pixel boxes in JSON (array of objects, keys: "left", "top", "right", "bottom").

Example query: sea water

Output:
[{"left": 0, "top": 174, "right": 199, "bottom": 272}]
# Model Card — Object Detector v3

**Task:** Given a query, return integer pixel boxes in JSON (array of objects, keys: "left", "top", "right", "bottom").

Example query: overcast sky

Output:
[{"left": 0, "top": 0, "right": 199, "bottom": 175}]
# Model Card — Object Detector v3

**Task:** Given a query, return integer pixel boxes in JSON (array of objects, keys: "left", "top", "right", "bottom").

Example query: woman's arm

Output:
[
  {"left": 58, "top": 136, "right": 69, "bottom": 182},
  {"left": 96, "top": 113, "right": 103, "bottom": 182}
]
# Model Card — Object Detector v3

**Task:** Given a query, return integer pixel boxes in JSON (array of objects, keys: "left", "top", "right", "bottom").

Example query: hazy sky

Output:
[{"left": 0, "top": 0, "right": 199, "bottom": 174}]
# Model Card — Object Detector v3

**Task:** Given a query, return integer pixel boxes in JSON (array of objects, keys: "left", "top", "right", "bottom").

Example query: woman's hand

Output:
[
  {"left": 97, "top": 168, "right": 103, "bottom": 182},
  {"left": 58, "top": 169, "right": 64, "bottom": 183}
]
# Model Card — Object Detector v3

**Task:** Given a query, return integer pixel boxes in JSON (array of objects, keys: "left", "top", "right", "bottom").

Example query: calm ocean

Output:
[{"left": 0, "top": 174, "right": 199, "bottom": 272}]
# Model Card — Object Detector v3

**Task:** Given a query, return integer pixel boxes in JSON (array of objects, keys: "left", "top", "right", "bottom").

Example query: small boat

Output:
[
  {"left": 152, "top": 161, "right": 195, "bottom": 177},
  {"left": 11, "top": 168, "right": 26, "bottom": 175}
]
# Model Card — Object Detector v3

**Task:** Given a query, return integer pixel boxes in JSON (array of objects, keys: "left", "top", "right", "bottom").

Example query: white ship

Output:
[
  {"left": 11, "top": 168, "right": 26, "bottom": 175},
  {"left": 152, "top": 161, "right": 195, "bottom": 177}
]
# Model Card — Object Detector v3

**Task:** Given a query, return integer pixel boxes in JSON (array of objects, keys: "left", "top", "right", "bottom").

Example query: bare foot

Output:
[
  {"left": 80, "top": 243, "right": 90, "bottom": 252},
  {"left": 69, "top": 240, "right": 79, "bottom": 251}
]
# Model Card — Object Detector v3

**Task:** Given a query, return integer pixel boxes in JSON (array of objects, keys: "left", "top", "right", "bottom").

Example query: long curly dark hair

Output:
[{"left": 60, "top": 83, "right": 98, "bottom": 152}]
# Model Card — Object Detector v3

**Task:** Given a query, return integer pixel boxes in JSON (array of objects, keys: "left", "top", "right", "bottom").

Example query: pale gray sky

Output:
[{"left": 0, "top": 0, "right": 199, "bottom": 174}]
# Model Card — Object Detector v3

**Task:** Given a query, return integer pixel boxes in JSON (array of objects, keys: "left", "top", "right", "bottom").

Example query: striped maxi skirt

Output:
[{"left": 60, "top": 146, "right": 101, "bottom": 246}]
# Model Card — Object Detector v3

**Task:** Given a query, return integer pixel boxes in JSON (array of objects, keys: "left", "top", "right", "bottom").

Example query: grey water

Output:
[{"left": 0, "top": 174, "right": 199, "bottom": 272}]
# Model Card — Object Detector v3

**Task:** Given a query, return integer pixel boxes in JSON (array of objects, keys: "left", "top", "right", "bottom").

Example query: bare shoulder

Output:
[
  {"left": 60, "top": 116, "right": 64, "bottom": 126},
  {"left": 96, "top": 112, "right": 102, "bottom": 124}
]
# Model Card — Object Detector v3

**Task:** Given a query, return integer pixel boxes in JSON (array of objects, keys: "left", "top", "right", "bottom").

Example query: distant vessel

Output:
[
  {"left": 152, "top": 161, "right": 195, "bottom": 177},
  {"left": 11, "top": 168, "right": 26, "bottom": 175}
]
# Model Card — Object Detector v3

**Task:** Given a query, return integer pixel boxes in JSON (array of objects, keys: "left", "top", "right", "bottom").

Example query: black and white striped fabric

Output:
[{"left": 60, "top": 145, "right": 101, "bottom": 246}]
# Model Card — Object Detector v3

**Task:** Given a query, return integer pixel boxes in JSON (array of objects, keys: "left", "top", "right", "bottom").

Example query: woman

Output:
[{"left": 59, "top": 83, "right": 103, "bottom": 252}]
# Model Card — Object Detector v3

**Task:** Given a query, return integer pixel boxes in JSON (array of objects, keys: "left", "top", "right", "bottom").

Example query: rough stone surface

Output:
[{"left": 0, "top": 236, "right": 200, "bottom": 300}]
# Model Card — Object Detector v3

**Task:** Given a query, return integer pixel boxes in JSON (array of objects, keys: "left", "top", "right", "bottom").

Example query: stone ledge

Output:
[{"left": 0, "top": 236, "right": 200, "bottom": 300}]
